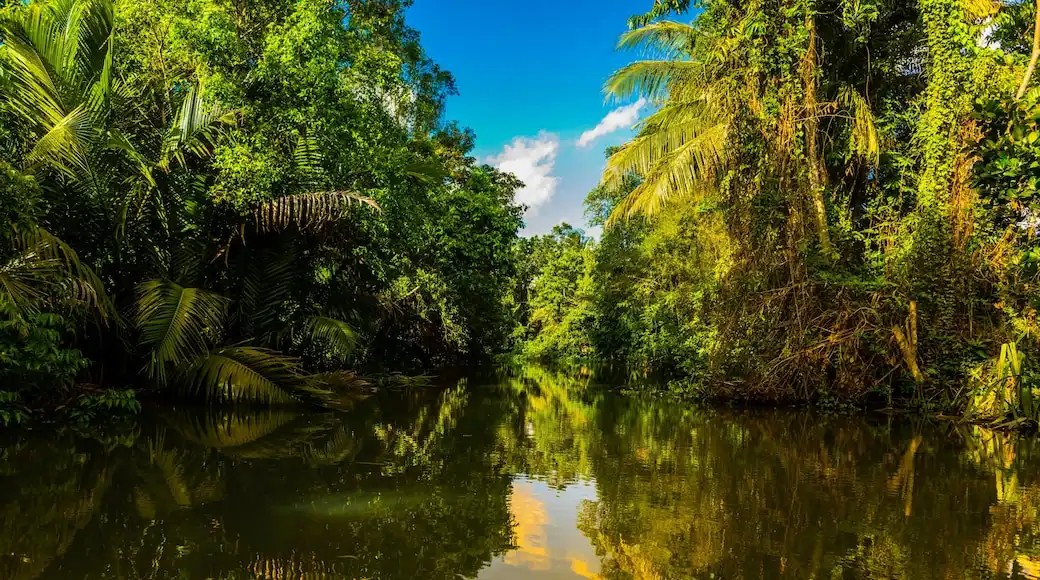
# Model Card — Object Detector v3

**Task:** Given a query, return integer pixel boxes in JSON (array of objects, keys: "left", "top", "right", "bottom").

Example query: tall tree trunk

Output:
[{"left": 1016, "top": 0, "right": 1040, "bottom": 100}]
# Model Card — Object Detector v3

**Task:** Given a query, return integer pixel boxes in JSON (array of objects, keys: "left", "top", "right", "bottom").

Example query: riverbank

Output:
[{"left": 512, "top": 360, "right": 1040, "bottom": 434}]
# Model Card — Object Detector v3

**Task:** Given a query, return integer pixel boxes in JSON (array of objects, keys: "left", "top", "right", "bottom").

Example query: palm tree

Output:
[
  {"left": 600, "top": 20, "right": 729, "bottom": 222},
  {"left": 602, "top": 7, "right": 880, "bottom": 258}
]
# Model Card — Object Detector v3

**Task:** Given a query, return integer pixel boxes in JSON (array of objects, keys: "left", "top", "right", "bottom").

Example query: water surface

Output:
[{"left": 3, "top": 367, "right": 1040, "bottom": 579}]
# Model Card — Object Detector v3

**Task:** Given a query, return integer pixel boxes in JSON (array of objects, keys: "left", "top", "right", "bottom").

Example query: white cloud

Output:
[
  {"left": 487, "top": 132, "right": 560, "bottom": 215},
  {"left": 979, "top": 24, "right": 1000, "bottom": 50},
  {"left": 577, "top": 98, "right": 647, "bottom": 148}
]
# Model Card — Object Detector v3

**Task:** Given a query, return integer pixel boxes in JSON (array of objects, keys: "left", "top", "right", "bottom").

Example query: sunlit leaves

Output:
[
  {"left": 617, "top": 20, "right": 700, "bottom": 61},
  {"left": 605, "top": 60, "right": 701, "bottom": 103},
  {"left": 161, "top": 83, "right": 236, "bottom": 170},
  {"left": 603, "top": 101, "right": 727, "bottom": 223},
  {"left": 835, "top": 85, "right": 880, "bottom": 166},
  {"left": 0, "top": 0, "right": 114, "bottom": 178}
]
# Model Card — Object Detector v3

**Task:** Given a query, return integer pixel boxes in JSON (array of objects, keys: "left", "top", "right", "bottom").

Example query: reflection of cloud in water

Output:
[
  {"left": 568, "top": 556, "right": 600, "bottom": 579},
  {"left": 504, "top": 481, "right": 550, "bottom": 570},
  {"left": 484, "top": 478, "right": 601, "bottom": 579}
]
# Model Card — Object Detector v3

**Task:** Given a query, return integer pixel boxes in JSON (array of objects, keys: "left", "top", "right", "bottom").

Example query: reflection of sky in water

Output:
[{"left": 480, "top": 477, "right": 601, "bottom": 579}]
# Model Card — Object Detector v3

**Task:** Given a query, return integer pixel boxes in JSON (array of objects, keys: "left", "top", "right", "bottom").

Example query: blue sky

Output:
[{"left": 406, "top": 0, "right": 650, "bottom": 236}]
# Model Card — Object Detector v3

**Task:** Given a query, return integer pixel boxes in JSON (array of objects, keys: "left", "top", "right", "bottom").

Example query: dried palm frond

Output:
[{"left": 253, "top": 191, "right": 380, "bottom": 232}]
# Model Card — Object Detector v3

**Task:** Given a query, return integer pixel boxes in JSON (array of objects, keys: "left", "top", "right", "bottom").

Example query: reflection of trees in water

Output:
[
  {"left": 0, "top": 440, "right": 113, "bottom": 580},
  {"left": 962, "top": 426, "right": 1040, "bottom": 578},
  {"left": 495, "top": 365, "right": 602, "bottom": 487},
  {"left": 7, "top": 370, "right": 1040, "bottom": 579},
  {"left": 503, "top": 366, "right": 1040, "bottom": 580},
  {"left": 0, "top": 387, "right": 513, "bottom": 579}
]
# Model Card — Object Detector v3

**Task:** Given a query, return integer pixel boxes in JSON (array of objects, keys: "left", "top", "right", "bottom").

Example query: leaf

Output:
[
  {"left": 605, "top": 60, "right": 701, "bottom": 103},
  {"left": 402, "top": 155, "right": 449, "bottom": 184},
  {"left": 185, "top": 346, "right": 327, "bottom": 404},
  {"left": 25, "top": 104, "right": 96, "bottom": 176},
  {"left": 627, "top": 0, "right": 694, "bottom": 28},
  {"left": 299, "top": 315, "right": 358, "bottom": 362},
  {"left": 253, "top": 191, "right": 380, "bottom": 232},
  {"left": 603, "top": 100, "right": 728, "bottom": 223},
  {"left": 238, "top": 248, "right": 297, "bottom": 341},
  {"left": 962, "top": 0, "right": 999, "bottom": 20},
  {"left": 161, "top": 82, "right": 236, "bottom": 169},
  {"left": 292, "top": 132, "right": 328, "bottom": 188},
  {"left": 837, "top": 85, "right": 880, "bottom": 166},
  {"left": 135, "top": 280, "right": 228, "bottom": 385},
  {"left": 0, "top": 0, "right": 115, "bottom": 179},
  {"left": 0, "top": 225, "right": 112, "bottom": 319},
  {"left": 617, "top": 20, "right": 699, "bottom": 59}
]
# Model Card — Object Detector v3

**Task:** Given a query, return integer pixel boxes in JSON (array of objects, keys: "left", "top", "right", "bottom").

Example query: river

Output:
[{"left": 2, "top": 366, "right": 1039, "bottom": 579}]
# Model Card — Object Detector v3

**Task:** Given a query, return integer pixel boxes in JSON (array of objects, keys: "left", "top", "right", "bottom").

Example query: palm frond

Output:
[
  {"left": 253, "top": 191, "right": 380, "bottom": 232},
  {"left": 292, "top": 132, "right": 328, "bottom": 188},
  {"left": 135, "top": 280, "right": 228, "bottom": 384},
  {"left": 299, "top": 315, "right": 358, "bottom": 361},
  {"left": 602, "top": 97, "right": 728, "bottom": 223},
  {"left": 238, "top": 248, "right": 296, "bottom": 340},
  {"left": 605, "top": 116, "right": 727, "bottom": 223},
  {"left": 161, "top": 407, "right": 301, "bottom": 447},
  {"left": 617, "top": 20, "right": 698, "bottom": 59},
  {"left": 0, "top": 258, "right": 55, "bottom": 314},
  {"left": 25, "top": 103, "right": 95, "bottom": 175},
  {"left": 0, "top": 226, "right": 112, "bottom": 318},
  {"left": 106, "top": 129, "right": 156, "bottom": 187},
  {"left": 0, "top": 0, "right": 113, "bottom": 164},
  {"left": 161, "top": 83, "right": 235, "bottom": 169},
  {"left": 73, "top": 0, "right": 115, "bottom": 83},
  {"left": 628, "top": 0, "right": 693, "bottom": 28},
  {"left": 0, "top": 6, "right": 74, "bottom": 127},
  {"left": 185, "top": 346, "right": 327, "bottom": 404},
  {"left": 31, "top": 226, "right": 110, "bottom": 314},
  {"left": 605, "top": 60, "right": 701, "bottom": 103}
]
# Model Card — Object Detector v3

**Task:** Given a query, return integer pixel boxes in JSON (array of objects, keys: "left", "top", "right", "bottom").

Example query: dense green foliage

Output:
[
  {"left": 8, "top": 0, "right": 1040, "bottom": 422},
  {"left": 517, "top": 0, "right": 1040, "bottom": 417},
  {"left": 0, "top": 0, "right": 524, "bottom": 411}
]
